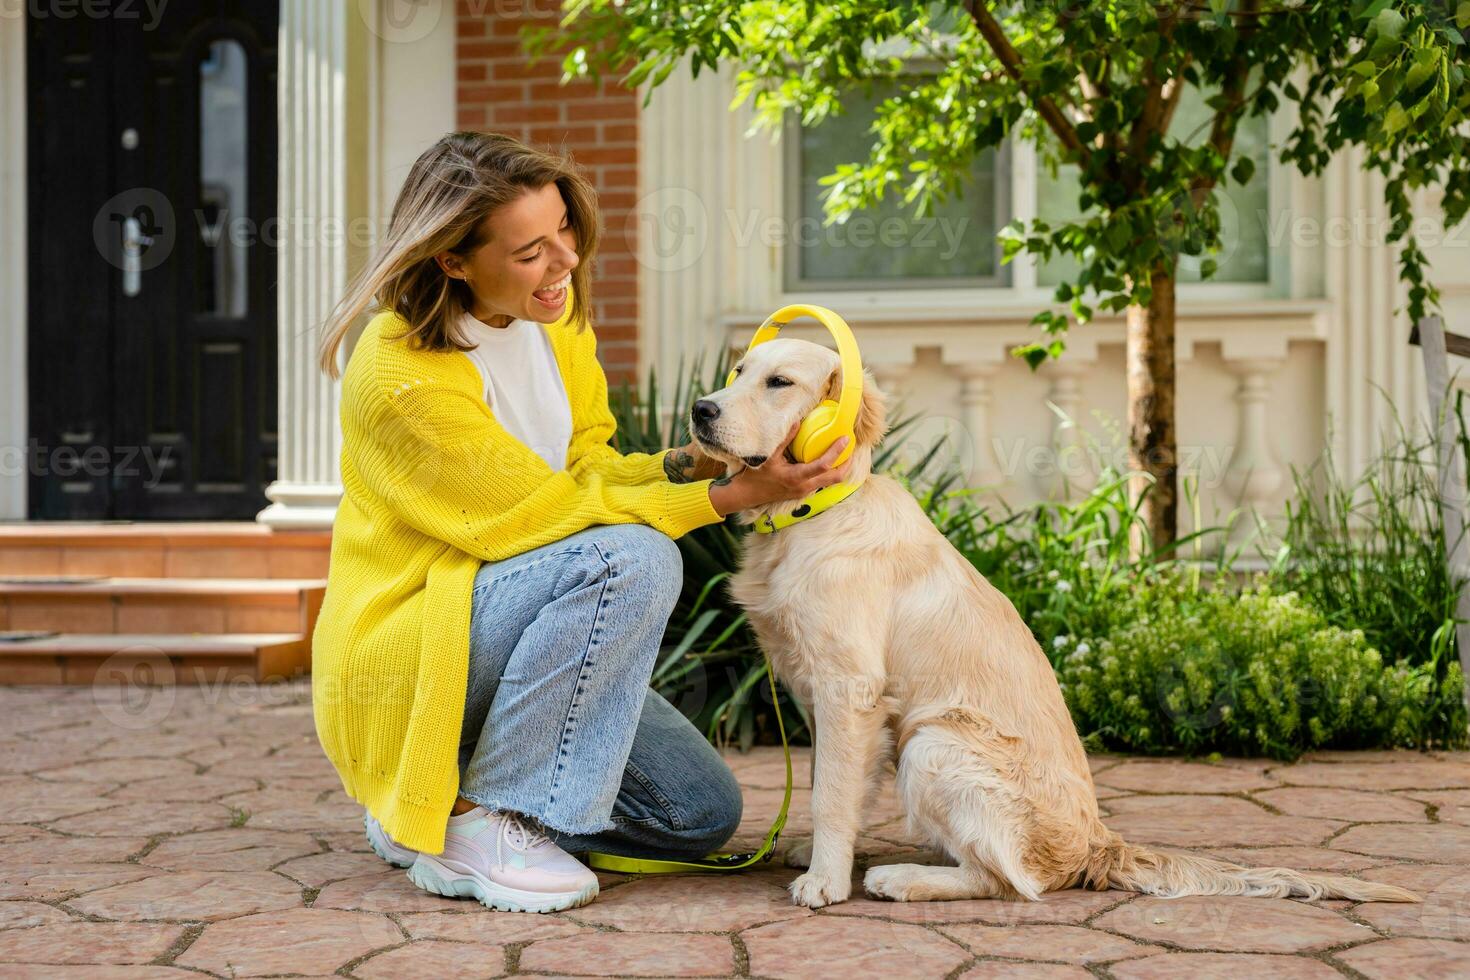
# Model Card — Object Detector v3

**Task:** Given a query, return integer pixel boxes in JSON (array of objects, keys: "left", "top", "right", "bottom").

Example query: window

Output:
[
  {"left": 198, "top": 38, "right": 249, "bottom": 318},
  {"left": 1037, "top": 85, "right": 1271, "bottom": 287},
  {"left": 784, "top": 78, "right": 1009, "bottom": 290}
]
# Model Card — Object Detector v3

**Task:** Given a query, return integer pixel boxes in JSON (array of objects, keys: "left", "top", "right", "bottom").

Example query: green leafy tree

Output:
[{"left": 528, "top": 0, "right": 1469, "bottom": 550}]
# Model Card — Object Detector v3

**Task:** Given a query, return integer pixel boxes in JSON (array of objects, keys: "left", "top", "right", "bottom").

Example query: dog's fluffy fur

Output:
[{"left": 692, "top": 337, "right": 1419, "bottom": 909}]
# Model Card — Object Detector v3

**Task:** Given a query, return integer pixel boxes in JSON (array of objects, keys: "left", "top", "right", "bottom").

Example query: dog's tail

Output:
[{"left": 1081, "top": 827, "right": 1418, "bottom": 903}]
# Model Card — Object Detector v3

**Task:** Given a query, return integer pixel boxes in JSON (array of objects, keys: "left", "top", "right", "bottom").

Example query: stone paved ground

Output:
[{"left": 1, "top": 681, "right": 1468, "bottom": 979}]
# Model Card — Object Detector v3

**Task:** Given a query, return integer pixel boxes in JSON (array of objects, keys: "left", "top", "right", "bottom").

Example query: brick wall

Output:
[{"left": 456, "top": 0, "right": 641, "bottom": 385}]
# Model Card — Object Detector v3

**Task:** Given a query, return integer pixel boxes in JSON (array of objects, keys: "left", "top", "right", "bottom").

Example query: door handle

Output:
[{"left": 122, "top": 216, "right": 155, "bottom": 297}]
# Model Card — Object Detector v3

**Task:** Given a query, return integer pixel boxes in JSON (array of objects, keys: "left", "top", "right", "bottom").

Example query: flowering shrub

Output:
[{"left": 1056, "top": 584, "right": 1466, "bottom": 759}]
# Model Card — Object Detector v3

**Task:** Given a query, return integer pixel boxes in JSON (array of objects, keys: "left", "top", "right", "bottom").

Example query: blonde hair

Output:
[{"left": 318, "top": 131, "right": 599, "bottom": 377}]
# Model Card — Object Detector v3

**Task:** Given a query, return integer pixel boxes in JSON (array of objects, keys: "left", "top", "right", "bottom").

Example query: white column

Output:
[
  {"left": 1323, "top": 145, "right": 1423, "bottom": 482},
  {"left": 0, "top": 15, "right": 26, "bottom": 519},
  {"left": 1039, "top": 360, "right": 1091, "bottom": 500},
  {"left": 954, "top": 363, "right": 1005, "bottom": 491},
  {"left": 258, "top": 1, "right": 371, "bottom": 529},
  {"left": 1222, "top": 358, "right": 1285, "bottom": 543}
]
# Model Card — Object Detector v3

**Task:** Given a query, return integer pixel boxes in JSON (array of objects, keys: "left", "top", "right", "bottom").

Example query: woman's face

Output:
[{"left": 437, "top": 182, "right": 579, "bottom": 328}]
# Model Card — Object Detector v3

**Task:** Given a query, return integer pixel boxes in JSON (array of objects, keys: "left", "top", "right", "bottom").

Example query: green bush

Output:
[
  {"left": 1276, "top": 422, "right": 1460, "bottom": 672},
  {"left": 1057, "top": 583, "right": 1466, "bottom": 759}
]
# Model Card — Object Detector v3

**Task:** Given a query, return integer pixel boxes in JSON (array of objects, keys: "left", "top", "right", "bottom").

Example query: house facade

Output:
[{"left": 3, "top": 0, "right": 1467, "bottom": 535}]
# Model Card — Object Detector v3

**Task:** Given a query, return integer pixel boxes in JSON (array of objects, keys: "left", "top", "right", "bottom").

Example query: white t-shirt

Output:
[{"left": 458, "top": 312, "right": 573, "bottom": 472}]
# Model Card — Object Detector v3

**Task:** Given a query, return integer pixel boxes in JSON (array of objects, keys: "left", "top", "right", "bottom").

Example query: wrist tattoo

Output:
[{"left": 664, "top": 449, "right": 698, "bottom": 484}]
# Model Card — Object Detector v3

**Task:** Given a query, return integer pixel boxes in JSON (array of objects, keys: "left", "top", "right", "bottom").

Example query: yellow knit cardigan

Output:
[{"left": 312, "top": 295, "right": 723, "bottom": 854}]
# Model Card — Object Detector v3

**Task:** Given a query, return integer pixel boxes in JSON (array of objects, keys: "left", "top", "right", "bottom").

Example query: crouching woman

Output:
[{"left": 309, "top": 131, "right": 851, "bottom": 913}]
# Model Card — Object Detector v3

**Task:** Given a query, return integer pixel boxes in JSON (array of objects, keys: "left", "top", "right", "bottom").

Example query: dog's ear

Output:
[{"left": 821, "top": 365, "right": 889, "bottom": 450}]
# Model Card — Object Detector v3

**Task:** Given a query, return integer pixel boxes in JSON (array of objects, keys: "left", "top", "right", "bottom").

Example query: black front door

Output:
[{"left": 26, "top": 1, "right": 279, "bottom": 520}]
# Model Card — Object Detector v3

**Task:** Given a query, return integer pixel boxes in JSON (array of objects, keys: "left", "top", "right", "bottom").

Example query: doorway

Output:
[{"left": 26, "top": 1, "right": 279, "bottom": 520}]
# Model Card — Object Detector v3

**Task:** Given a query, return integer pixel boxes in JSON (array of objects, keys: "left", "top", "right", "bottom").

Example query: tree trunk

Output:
[{"left": 1126, "top": 264, "right": 1178, "bottom": 556}]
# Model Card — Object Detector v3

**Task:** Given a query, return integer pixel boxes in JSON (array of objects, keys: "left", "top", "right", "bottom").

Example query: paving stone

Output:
[
  {"left": 5, "top": 835, "right": 150, "bottom": 865},
  {"left": 352, "top": 939, "right": 503, "bottom": 979},
  {"left": 564, "top": 870, "right": 812, "bottom": 932},
  {"left": 957, "top": 963, "right": 1091, "bottom": 979},
  {"left": 720, "top": 747, "right": 812, "bottom": 790},
  {"left": 518, "top": 931, "right": 734, "bottom": 977},
  {"left": 32, "top": 757, "right": 199, "bottom": 784},
  {"left": 939, "top": 923, "right": 1159, "bottom": 963},
  {"left": 89, "top": 733, "right": 224, "bottom": 760},
  {"left": 1203, "top": 845, "right": 1380, "bottom": 872},
  {"left": 1334, "top": 937, "right": 1470, "bottom": 978},
  {"left": 1253, "top": 786, "right": 1430, "bottom": 822},
  {"left": 742, "top": 915, "right": 969, "bottom": 979},
  {"left": 313, "top": 871, "right": 458, "bottom": 913},
  {"left": 0, "top": 740, "right": 98, "bottom": 775},
  {"left": 0, "top": 865, "right": 157, "bottom": 901},
  {"left": 399, "top": 909, "right": 591, "bottom": 944},
  {"left": 1102, "top": 795, "right": 1341, "bottom": 847},
  {"left": 176, "top": 907, "right": 403, "bottom": 976},
  {"left": 67, "top": 870, "right": 304, "bottom": 921},
  {"left": 0, "top": 901, "right": 73, "bottom": 929},
  {"left": 1275, "top": 760, "right": 1470, "bottom": 791},
  {"left": 139, "top": 828, "right": 322, "bottom": 872},
  {"left": 1399, "top": 788, "right": 1470, "bottom": 825},
  {"left": 46, "top": 800, "right": 238, "bottom": 837},
  {"left": 1094, "top": 760, "right": 1278, "bottom": 794},
  {"left": 0, "top": 777, "right": 120, "bottom": 822},
  {"left": 1298, "top": 749, "right": 1441, "bottom": 764},
  {"left": 1, "top": 965, "right": 209, "bottom": 977},
  {"left": 273, "top": 850, "right": 390, "bottom": 887},
  {"left": 0, "top": 825, "right": 52, "bottom": 845},
  {"left": 1110, "top": 952, "right": 1343, "bottom": 979},
  {"left": 0, "top": 921, "right": 182, "bottom": 964},
  {"left": 215, "top": 788, "right": 363, "bottom": 832},
  {"left": 822, "top": 888, "right": 1130, "bottom": 925},
  {"left": 4, "top": 685, "right": 1470, "bottom": 978},
  {"left": 1333, "top": 822, "right": 1470, "bottom": 863},
  {"left": 1093, "top": 895, "right": 1371, "bottom": 952},
  {"left": 1355, "top": 864, "right": 1470, "bottom": 941},
  {"left": 107, "top": 773, "right": 260, "bottom": 802}
]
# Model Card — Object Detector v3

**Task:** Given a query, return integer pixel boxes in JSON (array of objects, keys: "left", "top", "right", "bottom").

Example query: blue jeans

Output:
[{"left": 457, "top": 523, "right": 743, "bottom": 861}]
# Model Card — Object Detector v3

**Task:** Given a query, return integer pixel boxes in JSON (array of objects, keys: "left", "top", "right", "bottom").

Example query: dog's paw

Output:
[
  {"left": 783, "top": 835, "right": 813, "bottom": 869},
  {"left": 789, "top": 870, "right": 851, "bottom": 908},
  {"left": 863, "top": 864, "right": 914, "bottom": 901}
]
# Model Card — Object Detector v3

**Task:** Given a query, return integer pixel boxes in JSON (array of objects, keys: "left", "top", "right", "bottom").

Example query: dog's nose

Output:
[{"left": 692, "top": 399, "right": 720, "bottom": 423}]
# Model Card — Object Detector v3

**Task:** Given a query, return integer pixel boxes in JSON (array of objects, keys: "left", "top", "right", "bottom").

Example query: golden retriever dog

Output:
[{"left": 691, "top": 336, "right": 1418, "bottom": 910}]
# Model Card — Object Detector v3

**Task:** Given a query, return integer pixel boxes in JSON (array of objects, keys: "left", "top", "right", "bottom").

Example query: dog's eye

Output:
[{"left": 766, "top": 376, "right": 793, "bottom": 389}]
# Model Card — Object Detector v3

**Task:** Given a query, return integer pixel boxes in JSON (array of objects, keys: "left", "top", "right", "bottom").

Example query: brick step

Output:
[
  {"left": 0, "top": 522, "right": 331, "bottom": 579},
  {"left": 0, "top": 577, "right": 325, "bottom": 637},
  {"left": 0, "top": 632, "right": 310, "bottom": 685}
]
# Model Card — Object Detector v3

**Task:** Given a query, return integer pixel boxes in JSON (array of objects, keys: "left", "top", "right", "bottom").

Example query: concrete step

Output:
[
  {"left": 0, "top": 522, "right": 331, "bottom": 579},
  {"left": 0, "top": 632, "right": 311, "bottom": 685},
  {"left": 0, "top": 577, "right": 326, "bottom": 637}
]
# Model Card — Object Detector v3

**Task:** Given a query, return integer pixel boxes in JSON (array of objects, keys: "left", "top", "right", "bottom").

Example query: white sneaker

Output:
[
  {"left": 364, "top": 810, "right": 417, "bottom": 868},
  {"left": 406, "top": 806, "right": 599, "bottom": 913}
]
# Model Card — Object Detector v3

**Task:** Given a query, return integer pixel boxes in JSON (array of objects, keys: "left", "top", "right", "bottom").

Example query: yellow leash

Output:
[{"left": 585, "top": 657, "right": 792, "bottom": 874}]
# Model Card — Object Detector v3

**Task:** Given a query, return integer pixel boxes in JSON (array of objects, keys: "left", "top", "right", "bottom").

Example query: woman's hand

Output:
[
  {"left": 707, "top": 419, "right": 853, "bottom": 518},
  {"left": 664, "top": 441, "right": 729, "bottom": 484}
]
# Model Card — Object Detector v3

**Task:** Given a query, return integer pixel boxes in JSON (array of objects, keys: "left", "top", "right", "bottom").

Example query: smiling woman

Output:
[
  {"left": 309, "top": 132, "right": 745, "bottom": 914},
  {"left": 308, "top": 131, "right": 857, "bottom": 916}
]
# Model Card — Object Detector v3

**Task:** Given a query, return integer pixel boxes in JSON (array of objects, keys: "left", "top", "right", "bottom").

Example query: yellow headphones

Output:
[{"left": 726, "top": 304, "right": 863, "bottom": 468}]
